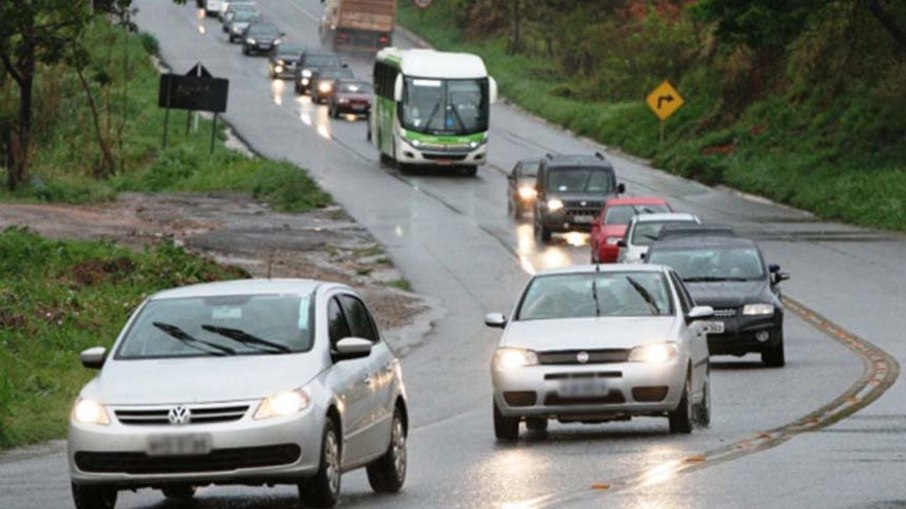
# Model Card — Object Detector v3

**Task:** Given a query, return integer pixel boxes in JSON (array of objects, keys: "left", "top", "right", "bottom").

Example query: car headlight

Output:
[
  {"left": 274, "top": 38, "right": 282, "bottom": 45},
  {"left": 547, "top": 198, "right": 564, "bottom": 211},
  {"left": 318, "top": 81, "right": 333, "bottom": 93},
  {"left": 274, "top": 65, "right": 283, "bottom": 73},
  {"left": 301, "top": 78, "right": 310, "bottom": 85},
  {"left": 232, "top": 26, "right": 241, "bottom": 33},
  {"left": 301, "top": 69, "right": 312, "bottom": 78},
  {"left": 72, "top": 398, "right": 110, "bottom": 425},
  {"left": 743, "top": 303, "right": 774, "bottom": 316},
  {"left": 628, "top": 343, "right": 678, "bottom": 364},
  {"left": 338, "top": 98, "right": 350, "bottom": 104},
  {"left": 254, "top": 389, "right": 310, "bottom": 420},
  {"left": 606, "top": 236, "right": 621, "bottom": 245},
  {"left": 493, "top": 348, "right": 539, "bottom": 370},
  {"left": 518, "top": 186, "right": 537, "bottom": 200}
]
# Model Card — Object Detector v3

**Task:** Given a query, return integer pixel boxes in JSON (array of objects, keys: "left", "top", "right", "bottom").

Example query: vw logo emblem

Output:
[
  {"left": 168, "top": 406, "right": 191, "bottom": 425},
  {"left": 576, "top": 351, "right": 590, "bottom": 364}
]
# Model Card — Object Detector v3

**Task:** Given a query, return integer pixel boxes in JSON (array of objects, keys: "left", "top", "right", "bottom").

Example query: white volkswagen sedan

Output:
[
  {"left": 485, "top": 265, "right": 714, "bottom": 440},
  {"left": 68, "top": 279, "right": 408, "bottom": 509}
]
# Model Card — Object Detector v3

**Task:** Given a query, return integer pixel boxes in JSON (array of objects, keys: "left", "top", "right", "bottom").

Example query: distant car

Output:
[
  {"left": 617, "top": 213, "right": 700, "bottom": 264},
  {"left": 294, "top": 50, "right": 344, "bottom": 95},
  {"left": 202, "top": 0, "right": 223, "bottom": 17},
  {"left": 68, "top": 279, "right": 409, "bottom": 509},
  {"left": 221, "top": 1, "right": 258, "bottom": 30},
  {"left": 310, "top": 67, "right": 355, "bottom": 104},
  {"left": 646, "top": 236, "right": 790, "bottom": 366},
  {"left": 590, "top": 197, "right": 672, "bottom": 264},
  {"left": 656, "top": 224, "right": 736, "bottom": 242},
  {"left": 227, "top": 10, "right": 262, "bottom": 43},
  {"left": 533, "top": 153, "right": 626, "bottom": 242},
  {"left": 269, "top": 44, "right": 305, "bottom": 79},
  {"left": 328, "top": 80, "right": 373, "bottom": 118},
  {"left": 507, "top": 159, "right": 541, "bottom": 219},
  {"left": 485, "top": 264, "right": 714, "bottom": 440},
  {"left": 242, "top": 22, "right": 283, "bottom": 55}
]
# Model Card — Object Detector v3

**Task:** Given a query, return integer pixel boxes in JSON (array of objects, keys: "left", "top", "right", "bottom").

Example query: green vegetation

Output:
[
  {"left": 386, "top": 278, "right": 413, "bottom": 292},
  {"left": 399, "top": 1, "right": 906, "bottom": 230},
  {"left": 0, "top": 227, "right": 248, "bottom": 449},
  {"left": 1, "top": 20, "right": 330, "bottom": 212}
]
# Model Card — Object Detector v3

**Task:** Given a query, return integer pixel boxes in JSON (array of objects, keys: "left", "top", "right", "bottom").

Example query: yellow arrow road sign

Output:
[{"left": 646, "top": 80, "right": 684, "bottom": 121}]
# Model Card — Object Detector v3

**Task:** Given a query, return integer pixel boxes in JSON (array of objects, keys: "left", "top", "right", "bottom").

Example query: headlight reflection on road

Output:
[
  {"left": 479, "top": 449, "right": 549, "bottom": 509},
  {"left": 516, "top": 224, "right": 537, "bottom": 275},
  {"left": 563, "top": 231, "right": 588, "bottom": 247},
  {"left": 271, "top": 79, "right": 284, "bottom": 106},
  {"left": 539, "top": 248, "right": 568, "bottom": 271}
]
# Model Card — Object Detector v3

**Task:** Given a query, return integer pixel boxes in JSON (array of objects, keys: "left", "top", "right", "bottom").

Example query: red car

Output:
[{"left": 590, "top": 197, "right": 672, "bottom": 263}]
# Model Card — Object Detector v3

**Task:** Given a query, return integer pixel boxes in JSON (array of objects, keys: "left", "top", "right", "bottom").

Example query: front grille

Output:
[
  {"left": 537, "top": 349, "right": 630, "bottom": 365},
  {"left": 503, "top": 391, "right": 537, "bottom": 407},
  {"left": 563, "top": 200, "right": 604, "bottom": 210},
  {"left": 114, "top": 405, "right": 249, "bottom": 426},
  {"left": 74, "top": 444, "right": 301, "bottom": 474},
  {"left": 423, "top": 153, "right": 468, "bottom": 161},
  {"left": 632, "top": 386, "right": 669, "bottom": 402},
  {"left": 713, "top": 308, "right": 738, "bottom": 318},
  {"left": 544, "top": 392, "right": 626, "bottom": 406},
  {"left": 544, "top": 371, "right": 622, "bottom": 380}
]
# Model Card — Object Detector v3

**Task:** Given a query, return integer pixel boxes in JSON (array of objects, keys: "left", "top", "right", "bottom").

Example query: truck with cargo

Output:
[{"left": 321, "top": 0, "right": 396, "bottom": 50}]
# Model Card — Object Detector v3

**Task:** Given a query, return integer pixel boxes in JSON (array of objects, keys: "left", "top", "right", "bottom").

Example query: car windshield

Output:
[
  {"left": 401, "top": 77, "right": 489, "bottom": 135},
  {"left": 517, "top": 272, "right": 674, "bottom": 320},
  {"left": 319, "top": 69, "right": 354, "bottom": 80},
  {"left": 338, "top": 82, "right": 372, "bottom": 93},
  {"left": 116, "top": 294, "right": 314, "bottom": 359},
  {"left": 631, "top": 220, "right": 694, "bottom": 246},
  {"left": 231, "top": 3, "right": 256, "bottom": 13},
  {"left": 547, "top": 167, "right": 613, "bottom": 193},
  {"left": 605, "top": 204, "right": 670, "bottom": 224},
  {"left": 520, "top": 162, "right": 539, "bottom": 177},
  {"left": 306, "top": 54, "right": 342, "bottom": 67},
  {"left": 648, "top": 247, "right": 766, "bottom": 281},
  {"left": 234, "top": 11, "right": 258, "bottom": 22},
  {"left": 248, "top": 24, "right": 279, "bottom": 36}
]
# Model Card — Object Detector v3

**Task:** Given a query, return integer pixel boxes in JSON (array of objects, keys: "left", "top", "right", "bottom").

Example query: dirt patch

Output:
[{"left": 0, "top": 193, "right": 437, "bottom": 351}]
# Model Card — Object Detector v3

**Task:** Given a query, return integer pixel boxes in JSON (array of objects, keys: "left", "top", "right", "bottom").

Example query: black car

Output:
[
  {"left": 241, "top": 22, "right": 283, "bottom": 55},
  {"left": 507, "top": 159, "right": 541, "bottom": 219},
  {"left": 533, "top": 153, "right": 625, "bottom": 242},
  {"left": 657, "top": 224, "right": 736, "bottom": 241},
  {"left": 310, "top": 67, "right": 355, "bottom": 104},
  {"left": 294, "top": 50, "right": 344, "bottom": 95},
  {"left": 226, "top": 10, "right": 261, "bottom": 43},
  {"left": 645, "top": 236, "right": 790, "bottom": 366},
  {"left": 222, "top": 2, "right": 259, "bottom": 32},
  {"left": 268, "top": 44, "right": 305, "bottom": 79}
]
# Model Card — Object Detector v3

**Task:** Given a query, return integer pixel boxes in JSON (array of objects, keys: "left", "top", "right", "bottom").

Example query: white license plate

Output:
[
  {"left": 573, "top": 215, "right": 594, "bottom": 224},
  {"left": 559, "top": 379, "right": 608, "bottom": 397},
  {"left": 351, "top": 104, "right": 366, "bottom": 110},
  {"left": 703, "top": 321, "right": 725, "bottom": 334},
  {"left": 147, "top": 434, "right": 211, "bottom": 457}
]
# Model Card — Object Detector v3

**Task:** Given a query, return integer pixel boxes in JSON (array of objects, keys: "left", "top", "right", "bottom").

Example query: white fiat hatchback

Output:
[
  {"left": 68, "top": 279, "right": 408, "bottom": 508},
  {"left": 486, "top": 265, "right": 714, "bottom": 440}
]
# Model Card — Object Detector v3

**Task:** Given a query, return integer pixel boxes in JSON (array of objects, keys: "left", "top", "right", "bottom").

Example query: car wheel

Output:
[
  {"left": 366, "top": 408, "right": 407, "bottom": 493},
  {"left": 161, "top": 485, "right": 195, "bottom": 500},
  {"left": 525, "top": 417, "right": 548, "bottom": 433},
  {"left": 668, "top": 373, "right": 693, "bottom": 434},
  {"left": 493, "top": 400, "right": 519, "bottom": 442},
  {"left": 694, "top": 368, "right": 711, "bottom": 428},
  {"left": 299, "top": 419, "right": 342, "bottom": 508},
  {"left": 72, "top": 482, "right": 117, "bottom": 509},
  {"left": 535, "top": 221, "right": 552, "bottom": 243},
  {"left": 242, "top": 46, "right": 249, "bottom": 55},
  {"left": 762, "top": 329, "right": 785, "bottom": 367},
  {"left": 462, "top": 165, "right": 478, "bottom": 177}
]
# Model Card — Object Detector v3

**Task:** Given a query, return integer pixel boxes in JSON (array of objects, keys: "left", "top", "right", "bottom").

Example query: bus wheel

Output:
[
  {"left": 380, "top": 153, "right": 394, "bottom": 167},
  {"left": 462, "top": 165, "right": 478, "bottom": 177}
]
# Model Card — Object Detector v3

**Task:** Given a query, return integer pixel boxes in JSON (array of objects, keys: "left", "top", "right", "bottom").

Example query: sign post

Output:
[
  {"left": 645, "top": 80, "right": 684, "bottom": 145},
  {"left": 158, "top": 63, "right": 229, "bottom": 154}
]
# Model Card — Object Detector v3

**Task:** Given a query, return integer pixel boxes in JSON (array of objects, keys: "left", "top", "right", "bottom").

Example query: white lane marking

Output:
[{"left": 286, "top": 0, "right": 320, "bottom": 23}]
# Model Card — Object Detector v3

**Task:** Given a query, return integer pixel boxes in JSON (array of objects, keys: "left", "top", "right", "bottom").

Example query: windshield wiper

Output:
[
  {"left": 640, "top": 233, "right": 660, "bottom": 241},
  {"left": 153, "top": 322, "right": 235, "bottom": 356},
  {"left": 448, "top": 103, "right": 467, "bottom": 132},
  {"left": 422, "top": 100, "right": 443, "bottom": 131},
  {"left": 591, "top": 278, "right": 601, "bottom": 317},
  {"left": 684, "top": 276, "right": 749, "bottom": 282},
  {"left": 625, "top": 276, "right": 661, "bottom": 315},
  {"left": 201, "top": 324, "right": 292, "bottom": 354}
]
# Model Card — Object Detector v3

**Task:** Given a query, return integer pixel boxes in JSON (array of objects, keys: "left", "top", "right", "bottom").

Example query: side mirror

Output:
[
  {"left": 617, "top": 182, "right": 626, "bottom": 194},
  {"left": 768, "top": 264, "right": 780, "bottom": 273},
  {"left": 616, "top": 239, "right": 627, "bottom": 248},
  {"left": 773, "top": 271, "right": 790, "bottom": 284},
  {"left": 686, "top": 306, "right": 714, "bottom": 322},
  {"left": 393, "top": 74, "right": 403, "bottom": 102},
  {"left": 80, "top": 347, "right": 107, "bottom": 370},
  {"left": 333, "top": 337, "right": 373, "bottom": 361},
  {"left": 488, "top": 76, "right": 498, "bottom": 105},
  {"left": 484, "top": 312, "right": 507, "bottom": 329}
]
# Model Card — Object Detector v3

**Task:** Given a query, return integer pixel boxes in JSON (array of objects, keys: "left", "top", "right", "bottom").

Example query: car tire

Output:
[
  {"left": 694, "top": 369, "right": 711, "bottom": 428},
  {"left": 493, "top": 400, "right": 519, "bottom": 442},
  {"left": 161, "top": 485, "right": 195, "bottom": 500},
  {"left": 72, "top": 482, "right": 117, "bottom": 509},
  {"left": 366, "top": 408, "right": 407, "bottom": 493},
  {"left": 299, "top": 419, "right": 342, "bottom": 508},
  {"left": 535, "top": 221, "right": 552, "bottom": 243},
  {"left": 762, "top": 329, "right": 785, "bottom": 367},
  {"left": 462, "top": 165, "right": 478, "bottom": 177},
  {"left": 668, "top": 374, "right": 693, "bottom": 434},
  {"left": 242, "top": 46, "right": 249, "bottom": 55},
  {"left": 525, "top": 418, "right": 548, "bottom": 433}
]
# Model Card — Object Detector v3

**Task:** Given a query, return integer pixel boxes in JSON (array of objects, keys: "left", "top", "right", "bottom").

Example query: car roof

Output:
[
  {"left": 544, "top": 153, "right": 613, "bottom": 169},
  {"left": 247, "top": 22, "right": 278, "bottom": 31},
  {"left": 605, "top": 196, "right": 668, "bottom": 206},
  {"left": 275, "top": 45, "right": 305, "bottom": 54},
  {"left": 336, "top": 79, "right": 370, "bottom": 85},
  {"left": 632, "top": 212, "right": 698, "bottom": 223},
  {"left": 650, "top": 236, "right": 758, "bottom": 250},
  {"left": 150, "top": 279, "right": 328, "bottom": 300},
  {"left": 657, "top": 224, "right": 736, "bottom": 239},
  {"left": 304, "top": 50, "right": 339, "bottom": 58},
  {"left": 534, "top": 264, "right": 668, "bottom": 277}
]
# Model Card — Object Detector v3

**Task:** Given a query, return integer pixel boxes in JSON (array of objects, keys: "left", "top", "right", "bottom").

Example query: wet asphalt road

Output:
[{"left": 2, "top": 1, "right": 905, "bottom": 508}]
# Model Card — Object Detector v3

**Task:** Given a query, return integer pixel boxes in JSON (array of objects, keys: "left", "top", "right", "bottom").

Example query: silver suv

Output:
[{"left": 68, "top": 279, "right": 408, "bottom": 508}]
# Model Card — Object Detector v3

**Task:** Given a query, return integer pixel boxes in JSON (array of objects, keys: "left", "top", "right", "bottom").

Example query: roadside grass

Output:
[
  {"left": 0, "top": 21, "right": 330, "bottom": 213},
  {"left": 0, "top": 227, "right": 249, "bottom": 449},
  {"left": 398, "top": 4, "right": 906, "bottom": 231},
  {"left": 386, "top": 278, "right": 413, "bottom": 292}
]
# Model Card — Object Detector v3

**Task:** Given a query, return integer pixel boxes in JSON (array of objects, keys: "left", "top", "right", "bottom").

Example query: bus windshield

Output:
[{"left": 401, "top": 77, "right": 488, "bottom": 135}]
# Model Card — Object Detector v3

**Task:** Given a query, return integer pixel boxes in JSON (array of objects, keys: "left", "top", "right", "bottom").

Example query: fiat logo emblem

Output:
[
  {"left": 576, "top": 351, "right": 590, "bottom": 364},
  {"left": 168, "top": 406, "right": 191, "bottom": 425}
]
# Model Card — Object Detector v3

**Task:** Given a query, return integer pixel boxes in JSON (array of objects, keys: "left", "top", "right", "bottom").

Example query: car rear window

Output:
[
  {"left": 604, "top": 204, "right": 670, "bottom": 224},
  {"left": 631, "top": 220, "right": 695, "bottom": 246}
]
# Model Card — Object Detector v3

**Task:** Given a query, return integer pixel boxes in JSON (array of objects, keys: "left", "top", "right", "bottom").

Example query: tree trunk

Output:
[
  {"left": 9, "top": 73, "right": 33, "bottom": 191},
  {"left": 75, "top": 61, "right": 116, "bottom": 178},
  {"left": 509, "top": 0, "right": 522, "bottom": 55}
]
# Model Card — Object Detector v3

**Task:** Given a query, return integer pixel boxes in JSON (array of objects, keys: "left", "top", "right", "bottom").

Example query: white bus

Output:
[{"left": 370, "top": 48, "right": 497, "bottom": 176}]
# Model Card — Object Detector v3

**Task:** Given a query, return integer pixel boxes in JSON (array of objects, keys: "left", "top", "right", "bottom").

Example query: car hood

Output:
[
  {"left": 685, "top": 280, "right": 769, "bottom": 308},
  {"left": 337, "top": 93, "right": 370, "bottom": 101},
  {"left": 602, "top": 224, "right": 627, "bottom": 238},
  {"left": 501, "top": 316, "right": 677, "bottom": 351},
  {"left": 83, "top": 354, "right": 322, "bottom": 405},
  {"left": 548, "top": 192, "right": 613, "bottom": 203}
]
